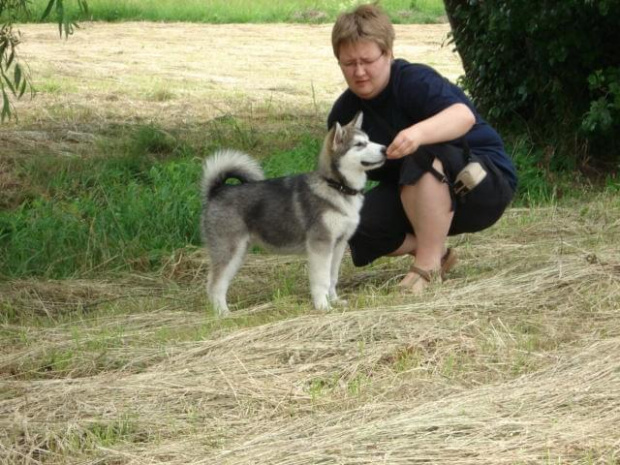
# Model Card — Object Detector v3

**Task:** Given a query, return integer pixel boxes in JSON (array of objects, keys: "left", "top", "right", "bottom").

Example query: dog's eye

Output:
[{"left": 355, "top": 142, "right": 367, "bottom": 148}]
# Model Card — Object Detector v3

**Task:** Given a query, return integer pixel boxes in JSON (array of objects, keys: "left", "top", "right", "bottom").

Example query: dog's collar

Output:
[{"left": 323, "top": 177, "right": 363, "bottom": 196}]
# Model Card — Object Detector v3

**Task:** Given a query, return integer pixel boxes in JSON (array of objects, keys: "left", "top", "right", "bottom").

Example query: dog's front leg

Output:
[
  {"left": 307, "top": 242, "right": 333, "bottom": 311},
  {"left": 328, "top": 238, "right": 348, "bottom": 306}
]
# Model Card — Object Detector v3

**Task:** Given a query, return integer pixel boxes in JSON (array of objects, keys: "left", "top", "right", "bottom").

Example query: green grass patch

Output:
[
  {"left": 1, "top": 118, "right": 617, "bottom": 280},
  {"left": 0, "top": 122, "right": 322, "bottom": 279},
  {"left": 503, "top": 135, "right": 610, "bottom": 207},
  {"left": 5, "top": 0, "right": 447, "bottom": 24},
  {"left": 0, "top": 155, "right": 202, "bottom": 278}
]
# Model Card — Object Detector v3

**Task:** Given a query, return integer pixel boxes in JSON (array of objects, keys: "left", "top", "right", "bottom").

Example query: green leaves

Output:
[
  {"left": 40, "top": 0, "right": 57, "bottom": 20},
  {"left": 582, "top": 67, "right": 620, "bottom": 134},
  {"left": 41, "top": 0, "right": 87, "bottom": 38},
  {"left": 1, "top": 87, "right": 10, "bottom": 121},
  {"left": 0, "top": 59, "right": 27, "bottom": 120},
  {"left": 446, "top": 0, "right": 620, "bottom": 164},
  {"left": 0, "top": 20, "right": 27, "bottom": 121},
  {"left": 0, "top": 0, "right": 89, "bottom": 120}
]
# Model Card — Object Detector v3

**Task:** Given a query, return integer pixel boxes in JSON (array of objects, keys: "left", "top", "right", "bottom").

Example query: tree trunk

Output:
[
  {"left": 442, "top": 0, "right": 473, "bottom": 76},
  {"left": 443, "top": 0, "right": 465, "bottom": 32}
]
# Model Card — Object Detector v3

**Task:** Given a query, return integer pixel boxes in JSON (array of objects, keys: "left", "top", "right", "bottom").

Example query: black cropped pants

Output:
[{"left": 349, "top": 143, "right": 515, "bottom": 267}]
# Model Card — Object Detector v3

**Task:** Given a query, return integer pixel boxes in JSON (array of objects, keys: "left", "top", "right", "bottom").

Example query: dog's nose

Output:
[{"left": 381, "top": 146, "right": 387, "bottom": 156}]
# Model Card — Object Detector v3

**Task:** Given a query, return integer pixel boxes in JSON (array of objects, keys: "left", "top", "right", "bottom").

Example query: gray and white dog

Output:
[{"left": 201, "top": 112, "right": 386, "bottom": 316}]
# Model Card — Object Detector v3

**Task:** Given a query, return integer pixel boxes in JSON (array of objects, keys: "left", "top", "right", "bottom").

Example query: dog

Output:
[{"left": 200, "top": 112, "right": 386, "bottom": 316}]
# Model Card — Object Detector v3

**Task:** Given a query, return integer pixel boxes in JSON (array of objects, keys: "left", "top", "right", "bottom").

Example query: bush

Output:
[{"left": 444, "top": 0, "right": 620, "bottom": 167}]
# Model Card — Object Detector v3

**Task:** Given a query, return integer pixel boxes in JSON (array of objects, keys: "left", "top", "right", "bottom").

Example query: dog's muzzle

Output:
[{"left": 362, "top": 149, "right": 387, "bottom": 168}]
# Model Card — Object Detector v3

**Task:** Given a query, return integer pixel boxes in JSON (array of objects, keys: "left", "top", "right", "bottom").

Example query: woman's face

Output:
[{"left": 338, "top": 40, "right": 391, "bottom": 100}]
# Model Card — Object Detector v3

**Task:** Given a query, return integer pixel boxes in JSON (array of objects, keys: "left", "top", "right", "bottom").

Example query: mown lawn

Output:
[{"left": 1, "top": 21, "right": 619, "bottom": 464}]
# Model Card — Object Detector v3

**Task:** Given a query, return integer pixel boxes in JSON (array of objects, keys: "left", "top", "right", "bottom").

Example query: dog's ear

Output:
[
  {"left": 332, "top": 122, "right": 344, "bottom": 151},
  {"left": 351, "top": 111, "right": 364, "bottom": 129}
]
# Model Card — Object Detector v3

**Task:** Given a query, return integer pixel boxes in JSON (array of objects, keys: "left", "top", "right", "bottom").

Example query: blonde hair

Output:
[{"left": 331, "top": 3, "right": 395, "bottom": 59}]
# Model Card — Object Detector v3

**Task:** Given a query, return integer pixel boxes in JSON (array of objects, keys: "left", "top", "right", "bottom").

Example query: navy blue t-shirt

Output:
[{"left": 328, "top": 59, "right": 517, "bottom": 190}]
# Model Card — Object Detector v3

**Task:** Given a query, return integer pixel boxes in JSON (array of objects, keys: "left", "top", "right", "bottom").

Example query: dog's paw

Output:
[
  {"left": 212, "top": 305, "right": 231, "bottom": 318},
  {"left": 330, "top": 297, "right": 349, "bottom": 308},
  {"left": 315, "top": 304, "right": 332, "bottom": 312},
  {"left": 313, "top": 298, "right": 332, "bottom": 312}
]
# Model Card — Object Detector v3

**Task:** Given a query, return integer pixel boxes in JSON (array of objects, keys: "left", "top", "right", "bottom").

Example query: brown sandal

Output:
[
  {"left": 441, "top": 248, "right": 458, "bottom": 279},
  {"left": 397, "top": 249, "right": 457, "bottom": 294},
  {"left": 398, "top": 265, "right": 442, "bottom": 294}
]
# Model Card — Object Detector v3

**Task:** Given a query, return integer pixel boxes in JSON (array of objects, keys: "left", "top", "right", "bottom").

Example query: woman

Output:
[{"left": 328, "top": 4, "right": 517, "bottom": 294}]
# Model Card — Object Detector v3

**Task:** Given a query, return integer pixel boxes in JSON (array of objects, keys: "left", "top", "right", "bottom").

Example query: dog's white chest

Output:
[{"left": 321, "top": 202, "right": 361, "bottom": 239}]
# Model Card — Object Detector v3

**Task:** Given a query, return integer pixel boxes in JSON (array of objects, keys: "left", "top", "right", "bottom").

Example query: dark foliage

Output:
[{"left": 444, "top": 0, "right": 619, "bottom": 168}]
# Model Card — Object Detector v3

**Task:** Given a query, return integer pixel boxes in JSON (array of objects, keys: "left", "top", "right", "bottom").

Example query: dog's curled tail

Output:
[{"left": 202, "top": 149, "right": 265, "bottom": 199}]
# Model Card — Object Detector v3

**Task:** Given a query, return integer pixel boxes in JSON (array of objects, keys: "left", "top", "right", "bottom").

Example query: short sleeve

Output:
[{"left": 395, "top": 63, "right": 466, "bottom": 120}]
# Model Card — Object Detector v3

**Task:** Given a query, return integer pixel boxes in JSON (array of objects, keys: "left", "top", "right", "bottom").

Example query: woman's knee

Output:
[{"left": 400, "top": 163, "right": 451, "bottom": 207}]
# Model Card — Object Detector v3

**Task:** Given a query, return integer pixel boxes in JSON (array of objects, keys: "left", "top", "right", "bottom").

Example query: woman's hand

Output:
[
  {"left": 386, "top": 103, "right": 476, "bottom": 160},
  {"left": 387, "top": 126, "right": 423, "bottom": 159}
]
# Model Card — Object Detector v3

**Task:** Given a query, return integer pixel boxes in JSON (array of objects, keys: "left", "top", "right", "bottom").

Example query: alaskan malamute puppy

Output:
[{"left": 201, "top": 112, "right": 385, "bottom": 316}]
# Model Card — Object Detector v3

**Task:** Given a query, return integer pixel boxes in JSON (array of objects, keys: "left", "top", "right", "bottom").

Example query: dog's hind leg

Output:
[
  {"left": 207, "top": 236, "right": 249, "bottom": 317},
  {"left": 307, "top": 240, "right": 334, "bottom": 311},
  {"left": 328, "top": 237, "right": 349, "bottom": 307}
]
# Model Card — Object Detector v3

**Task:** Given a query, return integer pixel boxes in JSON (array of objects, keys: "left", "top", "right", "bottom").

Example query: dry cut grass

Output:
[
  {"left": 1, "top": 21, "right": 619, "bottom": 465},
  {"left": 7, "top": 22, "right": 461, "bottom": 126},
  {"left": 0, "top": 22, "right": 461, "bottom": 209},
  {"left": 1, "top": 196, "right": 619, "bottom": 464}
]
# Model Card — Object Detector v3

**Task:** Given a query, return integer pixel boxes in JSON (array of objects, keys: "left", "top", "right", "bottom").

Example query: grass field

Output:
[
  {"left": 7, "top": 0, "right": 447, "bottom": 23},
  {"left": 1, "top": 21, "right": 620, "bottom": 465}
]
